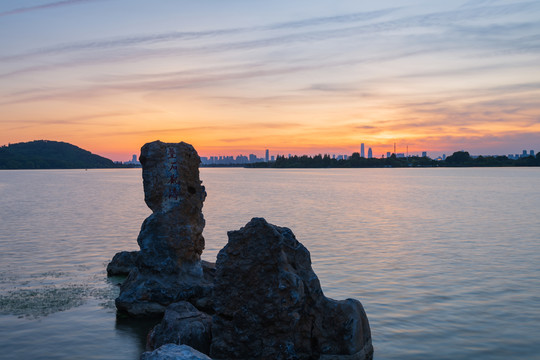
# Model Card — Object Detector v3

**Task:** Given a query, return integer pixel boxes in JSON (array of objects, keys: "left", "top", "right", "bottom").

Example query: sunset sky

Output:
[{"left": 1, "top": 0, "right": 539, "bottom": 160}]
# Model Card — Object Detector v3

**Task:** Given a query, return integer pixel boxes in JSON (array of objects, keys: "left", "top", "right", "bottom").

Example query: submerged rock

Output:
[
  {"left": 141, "top": 344, "right": 212, "bottom": 360},
  {"left": 114, "top": 141, "right": 209, "bottom": 316},
  {"left": 210, "top": 218, "right": 373, "bottom": 360},
  {"left": 147, "top": 301, "right": 212, "bottom": 354}
]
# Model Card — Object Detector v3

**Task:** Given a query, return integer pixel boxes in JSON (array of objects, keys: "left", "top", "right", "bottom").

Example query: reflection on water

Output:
[{"left": 1, "top": 168, "right": 540, "bottom": 359}]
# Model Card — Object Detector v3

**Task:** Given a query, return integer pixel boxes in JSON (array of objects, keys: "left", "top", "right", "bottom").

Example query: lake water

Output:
[{"left": 1, "top": 167, "right": 539, "bottom": 359}]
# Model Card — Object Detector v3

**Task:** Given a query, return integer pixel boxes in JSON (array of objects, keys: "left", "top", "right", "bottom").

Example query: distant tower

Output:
[
  {"left": 132, "top": 154, "right": 137, "bottom": 163},
  {"left": 265, "top": 149, "right": 269, "bottom": 162},
  {"left": 368, "top": 147, "right": 373, "bottom": 159},
  {"left": 361, "top": 143, "right": 365, "bottom": 158}
]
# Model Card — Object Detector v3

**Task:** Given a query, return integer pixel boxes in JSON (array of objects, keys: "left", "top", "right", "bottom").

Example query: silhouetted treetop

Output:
[{"left": 0, "top": 140, "right": 118, "bottom": 169}]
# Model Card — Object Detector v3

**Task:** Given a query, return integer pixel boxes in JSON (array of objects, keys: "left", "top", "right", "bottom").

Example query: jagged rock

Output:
[
  {"left": 146, "top": 301, "right": 212, "bottom": 354},
  {"left": 210, "top": 218, "right": 373, "bottom": 360},
  {"left": 141, "top": 344, "right": 212, "bottom": 360},
  {"left": 115, "top": 141, "right": 209, "bottom": 316},
  {"left": 107, "top": 250, "right": 138, "bottom": 276}
]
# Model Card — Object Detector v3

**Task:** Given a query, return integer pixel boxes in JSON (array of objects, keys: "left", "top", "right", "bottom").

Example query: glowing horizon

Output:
[{"left": 1, "top": 0, "right": 539, "bottom": 161}]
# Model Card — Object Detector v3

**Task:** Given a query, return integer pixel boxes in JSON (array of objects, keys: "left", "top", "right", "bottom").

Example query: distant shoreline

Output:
[
  {"left": 215, "top": 151, "right": 540, "bottom": 168},
  {"left": 0, "top": 166, "right": 141, "bottom": 170}
]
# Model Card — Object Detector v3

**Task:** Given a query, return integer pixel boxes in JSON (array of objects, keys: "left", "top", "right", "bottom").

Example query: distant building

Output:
[
  {"left": 422, "top": 151, "right": 427, "bottom": 158},
  {"left": 125, "top": 154, "right": 140, "bottom": 165},
  {"left": 249, "top": 154, "right": 257, "bottom": 163},
  {"left": 361, "top": 143, "right": 365, "bottom": 158},
  {"left": 442, "top": 154, "right": 446, "bottom": 160},
  {"left": 265, "top": 149, "right": 269, "bottom": 162},
  {"left": 236, "top": 155, "right": 248, "bottom": 164},
  {"left": 271, "top": 155, "right": 275, "bottom": 162},
  {"left": 368, "top": 147, "right": 373, "bottom": 159},
  {"left": 396, "top": 153, "right": 405, "bottom": 158},
  {"left": 386, "top": 152, "right": 391, "bottom": 158},
  {"left": 531, "top": 150, "right": 535, "bottom": 156},
  {"left": 522, "top": 150, "right": 527, "bottom": 158}
]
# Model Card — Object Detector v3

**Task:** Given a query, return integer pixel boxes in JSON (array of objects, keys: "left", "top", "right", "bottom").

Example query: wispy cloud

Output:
[
  {"left": 1, "top": 0, "right": 538, "bottom": 89},
  {"left": 2, "top": 0, "right": 538, "bottom": 88},
  {"left": 0, "top": 7, "right": 398, "bottom": 62},
  {"left": 5, "top": 2, "right": 536, "bottom": 62},
  {"left": 0, "top": 0, "right": 102, "bottom": 17},
  {"left": 2, "top": 1, "right": 540, "bottom": 156},
  {"left": 4, "top": 110, "right": 157, "bottom": 131}
]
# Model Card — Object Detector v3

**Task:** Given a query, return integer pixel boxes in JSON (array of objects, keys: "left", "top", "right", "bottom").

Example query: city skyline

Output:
[
  {"left": 1, "top": 1, "right": 540, "bottom": 161},
  {"left": 193, "top": 146, "right": 537, "bottom": 165}
]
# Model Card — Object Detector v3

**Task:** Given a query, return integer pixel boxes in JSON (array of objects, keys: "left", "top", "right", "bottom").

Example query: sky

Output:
[{"left": 1, "top": 0, "right": 539, "bottom": 160}]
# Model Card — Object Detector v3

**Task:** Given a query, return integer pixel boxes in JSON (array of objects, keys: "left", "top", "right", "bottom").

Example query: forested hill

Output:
[{"left": 0, "top": 140, "right": 117, "bottom": 169}]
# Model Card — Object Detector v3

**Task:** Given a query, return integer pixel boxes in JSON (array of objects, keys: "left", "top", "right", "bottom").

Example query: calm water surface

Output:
[{"left": 1, "top": 168, "right": 539, "bottom": 359}]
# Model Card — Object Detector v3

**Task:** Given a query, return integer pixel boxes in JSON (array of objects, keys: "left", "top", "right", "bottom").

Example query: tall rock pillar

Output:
[{"left": 115, "top": 141, "right": 208, "bottom": 316}]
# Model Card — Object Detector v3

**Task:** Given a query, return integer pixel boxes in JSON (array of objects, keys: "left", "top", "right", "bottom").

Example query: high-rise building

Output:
[
  {"left": 386, "top": 152, "right": 391, "bottom": 158},
  {"left": 368, "top": 147, "right": 373, "bottom": 159},
  {"left": 361, "top": 143, "right": 365, "bottom": 158},
  {"left": 530, "top": 150, "right": 535, "bottom": 156},
  {"left": 422, "top": 151, "right": 427, "bottom": 157},
  {"left": 125, "top": 154, "right": 139, "bottom": 165},
  {"left": 265, "top": 149, "right": 269, "bottom": 162}
]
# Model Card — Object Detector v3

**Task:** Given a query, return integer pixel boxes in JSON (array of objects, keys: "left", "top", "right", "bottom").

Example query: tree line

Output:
[{"left": 246, "top": 151, "right": 540, "bottom": 168}]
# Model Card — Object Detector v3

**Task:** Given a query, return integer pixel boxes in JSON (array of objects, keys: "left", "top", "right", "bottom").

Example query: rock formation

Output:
[
  {"left": 108, "top": 140, "right": 373, "bottom": 358},
  {"left": 210, "top": 218, "right": 373, "bottom": 360},
  {"left": 114, "top": 141, "right": 209, "bottom": 316},
  {"left": 147, "top": 301, "right": 212, "bottom": 354}
]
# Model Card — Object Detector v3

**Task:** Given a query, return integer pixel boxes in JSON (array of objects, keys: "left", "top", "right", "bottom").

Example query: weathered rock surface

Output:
[
  {"left": 210, "top": 218, "right": 373, "bottom": 360},
  {"left": 114, "top": 141, "right": 209, "bottom": 316},
  {"left": 147, "top": 301, "right": 212, "bottom": 354},
  {"left": 141, "top": 344, "right": 212, "bottom": 360},
  {"left": 107, "top": 141, "right": 374, "bottom": 358},
  {"left": 107, "top": 250, "right": 138, "bottom": 276}
]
